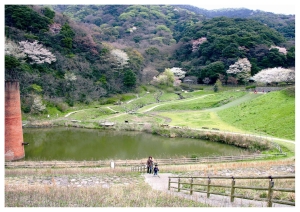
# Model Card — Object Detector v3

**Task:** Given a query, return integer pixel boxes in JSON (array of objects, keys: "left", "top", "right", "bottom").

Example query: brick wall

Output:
[{"left": 5, "top": 81, "right": 25, "bottom": 161}]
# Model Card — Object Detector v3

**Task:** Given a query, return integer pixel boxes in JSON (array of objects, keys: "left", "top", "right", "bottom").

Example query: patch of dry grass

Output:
[{"left": 5, "top": 182, "right": 208, "bottom": 207}]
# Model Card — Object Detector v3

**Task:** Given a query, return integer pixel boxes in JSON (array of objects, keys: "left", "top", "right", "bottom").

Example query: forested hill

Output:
[
  {"left": 177, "top": 5, "right": 295, "bottom": 39},
  {"left": 4, "top": 5, "right": 295, "bottom": 115}
]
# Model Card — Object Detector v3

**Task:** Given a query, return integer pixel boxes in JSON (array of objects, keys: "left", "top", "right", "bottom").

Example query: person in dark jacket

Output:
[
  {"left": 153, "top": 164, "right": 159, "bottom": 176},
  {"left": 146, "top": 156, "right": 153, "bottom": 174}
]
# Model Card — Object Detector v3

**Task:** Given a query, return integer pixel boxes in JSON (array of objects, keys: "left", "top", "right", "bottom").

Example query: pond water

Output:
[{"left": 23, "top": 127, "right": 250, "bottom": 161}]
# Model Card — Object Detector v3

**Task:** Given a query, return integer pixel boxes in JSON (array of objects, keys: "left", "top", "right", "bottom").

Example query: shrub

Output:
[
  {"left": 246, "top": 85, "right": 256, "bottom": 89},
  {"left": 56, "top": 102, "right": 69, "bottom": 112}
]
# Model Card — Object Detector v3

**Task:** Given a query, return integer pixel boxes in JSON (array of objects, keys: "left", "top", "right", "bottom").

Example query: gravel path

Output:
[{"left": 143, "top": 164, "right": 295, "bottom": 207}]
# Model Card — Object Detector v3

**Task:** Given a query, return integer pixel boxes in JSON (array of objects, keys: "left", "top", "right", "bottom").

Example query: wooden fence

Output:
[
  {"left": 168, "top": 175, "right": 295, "bottom": 207},
  {"left": 5, "top": 153, "right": 286, "bottom": 169}
]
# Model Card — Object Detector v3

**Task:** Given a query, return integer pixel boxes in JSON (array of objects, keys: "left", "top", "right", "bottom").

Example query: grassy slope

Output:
[
  {"left": 51, "top": 87, "right": 295, "bottom": 141},
  {"left": 217, "top": 89, "right": 295, "bottom": 140},
  {"left": 157, "top": 92, "right": 258, "bottom": 132},
  {"left": 149, "top": 91, "right": 246, "bottom": 111}
]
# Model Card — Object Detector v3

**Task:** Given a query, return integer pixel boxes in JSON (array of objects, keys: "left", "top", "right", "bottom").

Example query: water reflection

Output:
[{"left": 23, "top": 127, "right": 250, "bottom": 161}]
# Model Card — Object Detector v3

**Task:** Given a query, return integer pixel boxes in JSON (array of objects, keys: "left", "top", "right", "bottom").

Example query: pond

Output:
[{"left": 23, "top": 127, "right": 250, "bottom": 161}]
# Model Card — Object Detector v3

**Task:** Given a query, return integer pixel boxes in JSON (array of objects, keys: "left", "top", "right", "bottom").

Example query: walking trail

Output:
[{"left": 143, "top": 173, "right": 292, "bottom": 207}]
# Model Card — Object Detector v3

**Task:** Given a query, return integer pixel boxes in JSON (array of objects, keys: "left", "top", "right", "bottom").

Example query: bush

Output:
[
  {"left": 246, "top": 85, "right": 256, "bottom": 89},
  {"left": 66, "top": 99, "right": 74, "bottom": 107},
  {"left": 100, "top": 97, "right": 119, "bottom": 105},
  {"left": 56, "top": 102, "right": 69, "bottom": 112},
  {"left": 120, "top": 94, "right": 136, "bottom": 102}
]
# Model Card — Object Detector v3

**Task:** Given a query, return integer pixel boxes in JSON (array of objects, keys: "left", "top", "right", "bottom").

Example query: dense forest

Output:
[{"left": 4, "top": 5, "right": 295, "bottom": 114}]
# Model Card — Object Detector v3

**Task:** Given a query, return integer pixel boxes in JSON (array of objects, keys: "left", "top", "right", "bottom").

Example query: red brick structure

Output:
[{"left": 5, "top": 80, "right": 25, "bottom": 161}]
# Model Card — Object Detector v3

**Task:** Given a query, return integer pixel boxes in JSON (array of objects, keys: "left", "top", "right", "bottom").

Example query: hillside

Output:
[
  {"left": 4, "top": 5, "right": 295, "bottom": 115},
  {"left": 217, "top": 88, "right": 295, "bottom": 140},
  {"left": 177, "top": 5, "right": 295, "bottom": 40}
]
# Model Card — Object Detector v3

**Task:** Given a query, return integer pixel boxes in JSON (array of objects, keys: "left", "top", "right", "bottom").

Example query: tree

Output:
[
  {"left": 202, "top": 77, "right": 211, "bottom": 85},
  {"left": 5, "top": 38, "right": 25, "bottom": 79},
  {"left": 213, "top": 83, "right": 218, "bottom": 92},
  {"left": 5, "top": 38, "right": 26, "bottom": 59},
  {"left": 30, "top": 94, "right": 46, "bottom": 114},
  {"left": 286, "top": 46, "right": 295, "bottom": 67},
  {"left": 226, "top": 58, "right": 251, "bottom": 84},
  {"left": 200, "top": 61, "right": 225, "bottom": 83},
  {"left": 151, "top": 68, "right": 175, "bottom": 87},
  {"left": 170, "top": 67, "right": 186, "bottom": 79},
  {"left": 252, "top": 67, "right": 295, "bottom": 84},
  {"left": 5, "top": 5, "right": 51, "bottom": 33},
  {"left": 59, "top": 23, "right": 75, "bottom": 50},
  {"left": 111, "top": 49, "right": 129, "bottom": 67},
  {"left": 18, "top": 40, "right": 56, "bottom": 64},
  {"left": 123, "top": 70, "right": 136, "bottom": 88}
]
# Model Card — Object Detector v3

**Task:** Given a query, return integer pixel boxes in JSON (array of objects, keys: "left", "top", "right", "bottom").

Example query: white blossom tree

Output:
[
  {"left": 18, "top": 40, "right": 56, "bottom": 64},
  {"left": 170, "top": 67, "right": 186, "bottom": 79},
  {"left": 5, "top": 38, "right": 26, "bottom": 60},
  {"left": 64, "top": 72, "right": 77, "bottom": 82},
  {"left": 252, "top": 67, "right": 295, "bottom": 84},
  {"left": 30, "top": 95, "right": 46, "bottom": 114},
  {"left": 226, "top": 58, "right": 252, "bottom": 84},
  {"left": 110, "top": 49, "right": 129, "bottom": 67}
]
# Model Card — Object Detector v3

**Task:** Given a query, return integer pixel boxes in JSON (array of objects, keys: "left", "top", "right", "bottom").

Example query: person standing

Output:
[
  {"left": 153, "top": 164, "right": 159, "bottom": 176},
  {"left": 146, "top": 156, "right": 153, "bottom": 174}
]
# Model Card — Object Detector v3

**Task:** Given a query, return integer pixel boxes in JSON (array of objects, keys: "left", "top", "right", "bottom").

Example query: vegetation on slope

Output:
[
  {"left": 217, "top": 88, "right": 295, "bottom": 140},
  {"left": 5, "top": 5, "right": 295, "bottom": 115}
]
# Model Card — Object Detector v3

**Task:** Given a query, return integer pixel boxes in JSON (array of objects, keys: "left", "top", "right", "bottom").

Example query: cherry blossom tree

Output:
[
  {"left": 110, "top": 49, "right": 129, "bottom": 67},
  {"left": 252, "top": 67, "right": 295, "bottom": 84},
  {"left": 5, "top": 38, "right": 26, "bottom": 60},
  {"left": 170, "top": 67, "right": 186, "bottom": 79},
  {"left": 191, "top": 37, "right": 207, "bottom": 52},
  {"left": 18, "top": 40, "right": 56, "bottom": 64},
  {"left": 226, "top": 58, "right": 251, "bottom": 84}
]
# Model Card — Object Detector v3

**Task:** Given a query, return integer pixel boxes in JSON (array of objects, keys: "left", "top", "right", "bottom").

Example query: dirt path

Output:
[{"left": 143, "top": 173, "right": 293, "bottom": 207}]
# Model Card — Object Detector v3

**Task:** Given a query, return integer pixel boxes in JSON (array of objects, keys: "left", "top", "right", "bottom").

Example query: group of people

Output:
[{"left": 146, "top": 156, "right": 159, "bottom": 175}]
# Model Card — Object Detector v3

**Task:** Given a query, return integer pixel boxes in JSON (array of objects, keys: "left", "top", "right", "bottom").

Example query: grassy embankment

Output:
[{"left": 152, "top": 88, "right": 295, "bottom": 153}]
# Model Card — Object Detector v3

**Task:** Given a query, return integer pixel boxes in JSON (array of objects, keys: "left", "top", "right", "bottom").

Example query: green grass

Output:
[
  {"left": 69, "top": 107, "right": 115, "bottom": 121},
  {"left": 150, "top": 91, "right": 247, "bottom": 111},
  {"left": 158, "top": 111, "right": 245, "bottom": 132},
  {"left": 217, "top": 89, "right": 295, "bottom": 140}
]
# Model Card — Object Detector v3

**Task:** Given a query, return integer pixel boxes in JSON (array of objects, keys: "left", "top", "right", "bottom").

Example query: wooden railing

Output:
[
  {"left": 5, "top": 153, "right": 286, "bottom": 169},
  {"left": 153, "top": 153, "right": 285, "bottom": 165},
  {"left": 168, "top": 175, "right": 295, "bottom": 207}
]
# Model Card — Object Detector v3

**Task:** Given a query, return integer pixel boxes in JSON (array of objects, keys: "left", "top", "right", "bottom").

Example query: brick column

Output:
[{"left": 5, "top": 80, "right": 25, "bottom": 161}]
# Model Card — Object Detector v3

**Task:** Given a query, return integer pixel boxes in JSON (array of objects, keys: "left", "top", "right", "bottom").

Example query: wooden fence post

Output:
[
  {"left": 230, "top": 177, "right": 235, "bottom": 202},
  {"left": 207, "top": 177, "right": 211, "bottom": 198},
  {"left": 168, "top": 178, "right": 171, "bottom": 190},
  {"left": 267, "top": 177, "right": 274, "bottom": 207},
  {"left": 190, "top": 177, "right": 194, "bottom": 195},
  {"left": 178, "top": 178, "right": 181, "bottom": 192}
]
